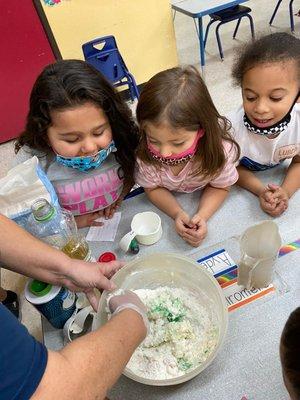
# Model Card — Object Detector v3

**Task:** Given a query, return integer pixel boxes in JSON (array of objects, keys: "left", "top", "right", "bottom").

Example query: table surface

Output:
[
  {"left": 171, "top": 0, "right": 248, "bottom": 18},
  {"left": 43, "top": 163, "right": 300, "bottom": 400}
]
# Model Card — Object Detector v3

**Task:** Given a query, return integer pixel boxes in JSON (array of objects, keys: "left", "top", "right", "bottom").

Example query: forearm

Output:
[
  {"left": 196, "top": 186, "right": 229, "bottom": 221},
  {"left": 32, "top": 309, "right": 146, "bottom": 400},
  {"left": 0, "top": 214, "right": 71, "bottom": 284},
  {"left": 237, "top": 165, "right": 265, "bottom": 196},
  {"left": 145, "top": 187, "right": 183, "bottom": 219},
  {"left": 282, "top": 157, "right": 300, "bottom": 198}
]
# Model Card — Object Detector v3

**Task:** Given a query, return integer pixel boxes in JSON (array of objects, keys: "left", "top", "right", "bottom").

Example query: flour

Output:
[{"left": 126, "top": 287, "right": 219, "bottom": 380}]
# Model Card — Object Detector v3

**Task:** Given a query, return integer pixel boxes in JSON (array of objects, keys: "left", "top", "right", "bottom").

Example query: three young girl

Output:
[{"left": 14, "top": 31, "right": 300, "bottom": 245}]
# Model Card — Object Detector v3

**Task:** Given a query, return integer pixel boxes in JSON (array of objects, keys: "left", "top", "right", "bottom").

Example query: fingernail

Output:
[{"left": 109, "top": 281, "right": 117, "bottom": 290}]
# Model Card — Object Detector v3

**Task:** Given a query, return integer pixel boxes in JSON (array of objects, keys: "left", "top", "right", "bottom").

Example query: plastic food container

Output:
[{"left": 92, "top": 252, "right": 228, "bottom": 386}]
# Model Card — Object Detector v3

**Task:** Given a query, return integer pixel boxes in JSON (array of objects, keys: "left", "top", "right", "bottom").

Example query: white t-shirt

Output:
[{"left": 227, "top": 104, "right": 300, "bottom": 171}]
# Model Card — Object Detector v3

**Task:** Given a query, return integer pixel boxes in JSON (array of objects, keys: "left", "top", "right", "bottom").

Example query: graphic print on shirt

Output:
[
  {"left": 55, "top": 166, "right": 123, "bottom": 215},
  {"left": 274, "top": 144, "right": 300, "bottom": 163}
]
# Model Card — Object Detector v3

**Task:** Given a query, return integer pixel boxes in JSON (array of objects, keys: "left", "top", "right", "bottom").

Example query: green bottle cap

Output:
[
  {"left": 30, "top": 280, "right": 52, "bottom": 297},
  {"left": 31, "top": 198, "right": 55, "bottom": 222}
]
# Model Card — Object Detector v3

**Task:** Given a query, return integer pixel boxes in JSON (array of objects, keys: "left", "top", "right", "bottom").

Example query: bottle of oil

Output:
[{"left": 27, "top": 198, "right": 91, "bottom": 261}]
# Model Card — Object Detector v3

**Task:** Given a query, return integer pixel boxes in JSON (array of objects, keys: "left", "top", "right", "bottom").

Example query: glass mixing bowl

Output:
[{"left": 92, "top": 252, "right": 228, "bottom": 386}]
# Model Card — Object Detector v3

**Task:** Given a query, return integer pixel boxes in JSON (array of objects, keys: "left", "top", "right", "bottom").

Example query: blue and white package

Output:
[{"left": 0, "top": 156, "right": 59, "bottom": 228}]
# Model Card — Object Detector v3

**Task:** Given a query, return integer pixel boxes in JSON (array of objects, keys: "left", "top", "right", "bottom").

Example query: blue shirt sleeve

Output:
[{"left": 0, "top": 303, "right": 48, "bottom": 400}]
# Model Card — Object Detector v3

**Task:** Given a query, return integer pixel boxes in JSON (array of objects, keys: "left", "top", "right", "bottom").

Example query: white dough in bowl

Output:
[{"left": 126, "top": 287, "right": 218, "bottom": 380}]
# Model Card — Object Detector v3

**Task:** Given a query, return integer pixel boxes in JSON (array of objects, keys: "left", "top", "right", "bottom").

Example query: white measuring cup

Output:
[
  {"left": 237, "top": 220, "right": 282, "bottom": 289},
  {"left": 119, "top": 211, "right": 162, "bottom": 252}
]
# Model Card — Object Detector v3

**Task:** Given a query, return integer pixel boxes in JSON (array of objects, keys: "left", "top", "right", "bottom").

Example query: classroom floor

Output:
[{"left": 0, "top": 0, "right": 299, "bottom": 340}]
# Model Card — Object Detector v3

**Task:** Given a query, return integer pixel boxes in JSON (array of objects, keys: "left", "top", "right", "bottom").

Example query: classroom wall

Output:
[{"left": 40, "top": 0, "right": 178, "bottom": 84}]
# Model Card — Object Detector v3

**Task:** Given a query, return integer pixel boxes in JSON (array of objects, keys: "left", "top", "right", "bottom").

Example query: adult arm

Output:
[
  {"left": 0, "top": 214, "right": 123, "bottom": 309},
  {"left": 32, "top": 308, "right": 146, "bottom": 400}
]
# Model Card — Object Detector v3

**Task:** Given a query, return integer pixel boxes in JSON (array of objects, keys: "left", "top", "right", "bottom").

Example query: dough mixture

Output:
[{"left": 126, "top": 287, "right": 219, "bottom": 380}]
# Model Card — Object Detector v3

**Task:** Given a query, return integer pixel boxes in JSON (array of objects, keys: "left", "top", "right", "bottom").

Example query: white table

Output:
[
  {"left": 43, "top": 163, "right": 300, "bottom": 400},
  {"left": 171, "top": 0, "right": 249, "bottom": 68}
]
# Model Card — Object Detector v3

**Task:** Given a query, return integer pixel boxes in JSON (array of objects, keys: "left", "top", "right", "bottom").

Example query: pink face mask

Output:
[{"left": 147, "top": 129, "right": 205, "bottom": 166}]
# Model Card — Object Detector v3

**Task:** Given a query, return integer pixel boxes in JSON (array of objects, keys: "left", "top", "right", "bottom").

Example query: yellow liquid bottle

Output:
[{"left": 61, "top": 237, "right": 90, "bottom": 261}]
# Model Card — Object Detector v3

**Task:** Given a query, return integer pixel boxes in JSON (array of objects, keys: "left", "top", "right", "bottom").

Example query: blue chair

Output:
[
  {"left": 204, "top": 5, "right": 255, "bottom": 60},
  {"left": 269, "top": 0, "right": 296, "bottom": 32},
  {"left": 82, "top": 36, "right": 139, "bottom": 101}
]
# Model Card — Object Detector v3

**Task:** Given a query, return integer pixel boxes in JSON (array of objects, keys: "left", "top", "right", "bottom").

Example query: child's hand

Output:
[
  {"left": 259, "top": 184, "right": 288, "bottom": 217},
  {"left": 174, "top": 211, "right": 207, "bottom": 247},
  {"left": 75, "top": 211, "right": 105, "bottom": 228},
  {"left": 182, "top": 214, "right": 207, "bottom": 247},
  {"left": 174, "top": 210, "right": 191, "bottom": 237},
  {"left": 103, "top": 197, "right": 123, "bottom": 219}
]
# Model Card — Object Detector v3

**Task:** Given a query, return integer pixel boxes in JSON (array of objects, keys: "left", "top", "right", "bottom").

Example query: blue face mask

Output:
[{"left": 56, "top": 141, "right": 117, "bottom": 172}]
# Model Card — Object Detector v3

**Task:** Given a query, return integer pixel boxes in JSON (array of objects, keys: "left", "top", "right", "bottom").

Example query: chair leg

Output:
[
  {"left": 204, "top": 19, "right": 215, "bottom": 48},
  {"left": 289, "top": 0, "right": 295, "bottom": 32},
  {"left": 245, "top": 14, "right": 255, "bottom": 39},
  {"left": 127, "top": 72, "right": 139, "bottom": 100},
  {"left": 215, "top": 22, "right": 224, "bottom": 60},
  {"left": 233, "top": 18, "right": 242, "bottom": 38},
  {"left": 269, "top": 0, "right": 283, "bottom": 25}
]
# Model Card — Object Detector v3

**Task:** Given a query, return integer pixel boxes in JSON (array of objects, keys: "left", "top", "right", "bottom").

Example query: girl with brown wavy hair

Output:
[
  {"left": 14, "top": 60, "right": 139, "bottom": 228},
  {"left": 135, "top": 66, "right": 239, "bottom": 247}
]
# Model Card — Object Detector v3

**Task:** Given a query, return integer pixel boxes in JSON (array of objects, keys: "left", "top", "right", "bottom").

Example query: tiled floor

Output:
[{"left": 0, "top": 0, "right": 299, "bottom": 340}]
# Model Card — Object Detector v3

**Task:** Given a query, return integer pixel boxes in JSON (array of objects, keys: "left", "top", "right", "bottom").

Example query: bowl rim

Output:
[{"left": 96, "top": 252, "right": 229, "bottom": 386}]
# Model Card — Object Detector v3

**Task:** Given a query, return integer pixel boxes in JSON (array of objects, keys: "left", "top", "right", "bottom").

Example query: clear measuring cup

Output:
[{"left": 237, "top": 220, "right": 282, "bottom": 289}]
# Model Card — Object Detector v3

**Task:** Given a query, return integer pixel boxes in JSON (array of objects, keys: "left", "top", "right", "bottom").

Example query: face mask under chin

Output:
[
  {"left": 243, "top": 113, "right": 291, "bottom": 137},
  {"left": 55, "top": 141, "right": 117, "bottom": 172},
  {"left": 147, "top": 129, "right": 205, "bottom": 166}
]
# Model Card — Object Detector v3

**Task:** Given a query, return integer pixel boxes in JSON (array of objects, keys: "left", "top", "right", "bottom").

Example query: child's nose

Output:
[
  {"left": 254, "top": 98, "right": 270, "bottom": 115},
  {"left": 81, "top": 140, "right": 98, "bottom": 155},
  {"left": 160, "top": 145, "right": 172, "bottom": 157}
]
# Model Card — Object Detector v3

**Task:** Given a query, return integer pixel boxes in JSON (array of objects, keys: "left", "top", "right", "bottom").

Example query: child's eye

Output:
[
  {"left": 94, "top": 130, "right": 105, "bottom": 137},
  {"left": 64, "top": 138, "right": 79, "bottom": 143},
  {"left": 246, "top": 97, "right": 256, "bottom": 102},
  {"left": 149, "top": 140, "right": 158, "bottom": 145},
  {"left": 270, "top": 97, "right": 282, "bottom": 102},
  {"left": 173, "top": 142, "right": 185, "bottom": 147}
]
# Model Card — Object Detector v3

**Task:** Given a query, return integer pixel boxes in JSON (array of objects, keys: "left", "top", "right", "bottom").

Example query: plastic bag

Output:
[{"left": 0, "top": 156, "right": 59, "bottom": 228}]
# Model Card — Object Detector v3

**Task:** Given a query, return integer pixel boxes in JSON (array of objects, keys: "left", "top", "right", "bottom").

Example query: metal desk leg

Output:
[
  {"left": 198, "top": 17, "right": 205, "bottom": 76},
  {"left": 289, "top": 0, "right": 295, "bottom": 32}
]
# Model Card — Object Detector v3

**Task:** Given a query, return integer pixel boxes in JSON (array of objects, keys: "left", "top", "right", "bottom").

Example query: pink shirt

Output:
[{"left": 135, "top": 141, "right": 238, "bottom": 193}]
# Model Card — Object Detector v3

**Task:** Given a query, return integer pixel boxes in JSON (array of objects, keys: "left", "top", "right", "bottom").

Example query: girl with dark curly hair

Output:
[{"left": 229, "top": 32, "right": 300, "bottom": 218}]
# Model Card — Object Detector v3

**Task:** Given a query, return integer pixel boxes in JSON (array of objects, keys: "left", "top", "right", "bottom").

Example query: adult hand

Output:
[
  {"left": 75, "top": 211, "right": 105, "bottom": 228},
  {"left": 61, "top": 259, "right": 125, "bottom": 311},
  {"left": 108, "top": 290, "right": 148, "bottom": 332}
]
